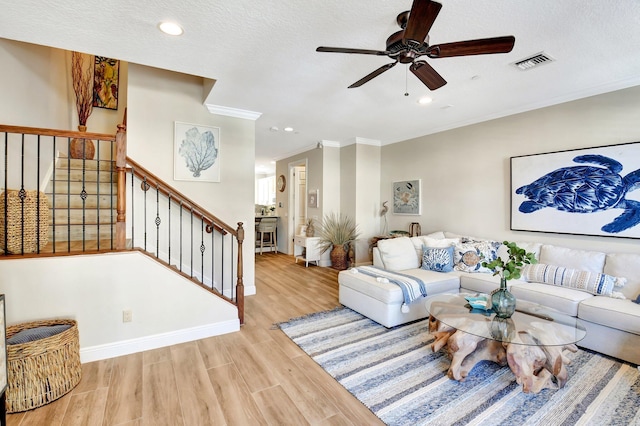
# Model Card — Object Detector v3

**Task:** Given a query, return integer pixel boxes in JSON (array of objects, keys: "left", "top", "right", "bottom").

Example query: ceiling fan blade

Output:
[
  {"left": 410, "top": 60, "right": 447, "bottom": 90},
  {"left": 348, "top": 62, "right": 397, "bottom": 88},
  {"left": 403, "top": 0, "right": 442, "bottom": 45},
  {"left": 316, "top": 46, "right": 388, "bottom": 56},
  {"left": 427, "top": 36, "right": 515, "bottom": 58}
]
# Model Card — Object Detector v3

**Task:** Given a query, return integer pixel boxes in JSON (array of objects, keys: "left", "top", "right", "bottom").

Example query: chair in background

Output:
[{"left": 256, "top": 218, "right": 278, "bottom": 254}]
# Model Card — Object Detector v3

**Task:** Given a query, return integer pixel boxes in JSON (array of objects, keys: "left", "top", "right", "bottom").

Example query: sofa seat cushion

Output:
[
  {"left": 510, "top": 282, "right": 593, "bottom": 317},
  {"left": 579, "top": 297, "right": 640, "bottom": 335},
  {"left": 459, "top": 273, "right": 502, "bottom": 294},
  {"left": 338, "top": 268, "right": 459, "bottom": 305}
]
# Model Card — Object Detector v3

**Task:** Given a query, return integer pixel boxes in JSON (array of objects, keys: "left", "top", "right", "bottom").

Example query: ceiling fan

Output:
[{"left": 316, "top": 0, "right": 515, "bottom": 90}]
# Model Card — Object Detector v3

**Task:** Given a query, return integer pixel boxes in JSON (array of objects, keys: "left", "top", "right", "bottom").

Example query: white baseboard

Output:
[{"left": 79, "top": 319, "right": 240, "bottom": 363}]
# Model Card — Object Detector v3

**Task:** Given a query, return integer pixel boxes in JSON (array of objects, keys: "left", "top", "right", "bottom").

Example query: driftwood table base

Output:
[{"left": 428, "top": 314, "right": 578, "bottom": 393}]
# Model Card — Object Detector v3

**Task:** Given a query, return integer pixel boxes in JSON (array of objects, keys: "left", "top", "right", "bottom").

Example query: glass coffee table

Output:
[{"left": 425, "top": 293, "right": 587, "bottom": 394}]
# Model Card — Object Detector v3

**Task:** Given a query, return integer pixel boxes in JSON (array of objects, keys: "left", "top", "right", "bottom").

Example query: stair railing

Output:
[
  {"left": 0, "top": 124, "right": 118, "bottom": 255},
  {"left": 0, "top": 123, "right": 244, "bottom": 324},
  {"left": 123, "top": 156, "right": 245, "bottom": 323}
]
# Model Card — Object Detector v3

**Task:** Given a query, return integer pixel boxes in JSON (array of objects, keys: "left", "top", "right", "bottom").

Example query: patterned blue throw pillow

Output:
[{"left": 421, "top": 245, "right": 455, "bottom": 273}]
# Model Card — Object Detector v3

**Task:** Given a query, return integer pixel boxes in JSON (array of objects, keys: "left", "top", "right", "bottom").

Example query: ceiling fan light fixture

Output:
[{"left": 158, "top": 21, "right": 184, "bottom": 36}]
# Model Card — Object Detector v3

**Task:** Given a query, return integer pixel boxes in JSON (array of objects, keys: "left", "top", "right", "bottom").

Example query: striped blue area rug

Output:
[{"left": 278, "top": 307, "right": 640, "bottom": 426}]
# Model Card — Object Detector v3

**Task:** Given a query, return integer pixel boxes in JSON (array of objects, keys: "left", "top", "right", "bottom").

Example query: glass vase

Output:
[{"left": 491, "top": 277, "right": 516, "bottom": 318}]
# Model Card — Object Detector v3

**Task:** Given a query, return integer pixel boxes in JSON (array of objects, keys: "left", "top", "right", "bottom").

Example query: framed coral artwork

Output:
[
  {"left": 511, "top": 141, "right": 640, "bottom": 239},
  {"left": 174, "top": 122, "right": 221, "bottom": 182},
  {"left": 93, "top": 56, "right": 119, "bottom": 110},
  {"left": 393, "top": 179, "right": 421, "bottom": 215}
]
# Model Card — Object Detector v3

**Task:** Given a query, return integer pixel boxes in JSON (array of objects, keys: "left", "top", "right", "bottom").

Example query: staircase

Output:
[{"left": 45, "top": 156, "right": 117, "bottom": 249}]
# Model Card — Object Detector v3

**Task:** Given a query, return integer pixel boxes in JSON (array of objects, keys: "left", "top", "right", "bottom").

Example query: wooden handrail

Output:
[
  {"left": 125, "top": 157, "right": 236, "bottom": 236},
  {"left": 0, "top": 124, "right": 116, "bottom": 141}
]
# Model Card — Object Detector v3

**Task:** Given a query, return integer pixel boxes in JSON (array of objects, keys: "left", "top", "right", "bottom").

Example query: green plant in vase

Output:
[
  {"left": 482, "top": 241, "right": 538, "bottom": 318},
  {"left": 316, "top": 213, "right": 360, "bottom": 270}
]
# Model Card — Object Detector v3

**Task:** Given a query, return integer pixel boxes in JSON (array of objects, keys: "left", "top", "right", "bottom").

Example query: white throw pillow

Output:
[
  {"left": 377, "top": 237, "right": 420, "bottom": 271},
  {"left": 423, "top": 231, "right": 446, "bottom": 239},
  {"left": 539, "top": 245, "right": 606, "bottom": 273},
  {"left": 420, "top": 236, "right": 460, "bottom": 248},
  {"left": 604, "top": 253, "right": 640, "bottom": 300}
]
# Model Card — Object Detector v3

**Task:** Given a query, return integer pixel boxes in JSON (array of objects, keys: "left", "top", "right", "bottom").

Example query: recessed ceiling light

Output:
[
  {"left": 417, "top": 97, "right": 433, "bottom": 105},
  {"left": 269, "top": 126, "right": 279, "bottom": 132},
  {"left": 158, "top": 22, "right": 184, "bottom": 36},
  {"left": 284, "top": 127, "right": 294, "bottom": 132}
]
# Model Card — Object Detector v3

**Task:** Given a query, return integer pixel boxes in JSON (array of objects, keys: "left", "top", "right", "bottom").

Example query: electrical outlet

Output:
[{"left": 122, "top": 310, "right": 133, "bottom": 323}]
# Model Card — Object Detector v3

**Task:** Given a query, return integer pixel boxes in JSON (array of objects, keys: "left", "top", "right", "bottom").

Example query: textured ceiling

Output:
[{"left": 2, "top": 0, "right": 640, "bottom": 174}]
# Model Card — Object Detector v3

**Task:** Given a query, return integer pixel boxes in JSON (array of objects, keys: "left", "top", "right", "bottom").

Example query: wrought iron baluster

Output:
[
  {"left": 210, "top": 221, "right": 216, "bottom": 290},
  {"left": 36, "top": 135, "right": 41, "bottom": 254},
  {"left": 155, "top": 183, "right": 161, "bottom": 258},
  {"left": 143, "top": 176, "right": 148, "bottom": 250},
  {"left": 20, "top": 134, "right": 25, "bottom": 254},
  {"left": 96, "top": 139, "right": 100, "bottom": 251},
  {"left": 168, "top": 194, "right": 172, "bottom": 262},
  {"left": 81, "top": 145, "right": 87, "bottom": 252},
  {"left": 179, "top": 201, "right": 183, "bottom": 272},
  {"left": 231, "top": 238, "right": 235, "bottom": 301},
  {"left": 200, "top": 218, "right": 205, "bottom": 284},
  {"left": 51, "top": 136, "right": 56, "bottom": 253},
  {"left": 130, "top": 165, "right": 135, "bottom": 250},
  {"left": 3, "top": 132, "right": 7, "bottom": 256},
  {"left": 190, "top": 208, "right": 194, "bottom": 278},
  {"left": 66, "top": 137, "right": 71, "bottom": 252},
  {"left": 222, "top": 232, "right": 226, "bottom": 297}
]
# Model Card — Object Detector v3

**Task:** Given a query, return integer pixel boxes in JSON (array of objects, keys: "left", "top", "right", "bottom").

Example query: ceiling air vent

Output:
[{"left": 511, "top": 52, "right": 554, "bottom": 71}]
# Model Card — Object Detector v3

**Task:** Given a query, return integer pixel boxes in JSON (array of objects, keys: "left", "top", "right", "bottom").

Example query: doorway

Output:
[{"left": 288, "top": 161, "right": 307, "bottom": 253}]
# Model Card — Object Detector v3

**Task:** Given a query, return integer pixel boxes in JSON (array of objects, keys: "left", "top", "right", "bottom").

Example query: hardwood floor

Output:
[{"left": 6, "top": 253, "right": 383, "bottom": 426}]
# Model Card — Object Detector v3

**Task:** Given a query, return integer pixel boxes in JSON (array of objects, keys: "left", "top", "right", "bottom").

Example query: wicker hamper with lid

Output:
[
  {"left": 0, "top": 189, "right": 49, "bottom": 254},
  {"left": 5, "top": 319, "right": 82, "bottom": 413}
]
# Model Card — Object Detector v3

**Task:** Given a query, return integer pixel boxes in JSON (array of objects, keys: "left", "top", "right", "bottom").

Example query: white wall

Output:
[
  {"left": 126, "top": 63, "right": 256, "bottom": 293},
  {"left": 0, "top": 38, "right": 126, "bottom": 133},
  {"left": 0, "top": 252, "right": 238, "bottom": 362},
  {"left": 381, "top": 85, "right": 640, "bottom": 255}
]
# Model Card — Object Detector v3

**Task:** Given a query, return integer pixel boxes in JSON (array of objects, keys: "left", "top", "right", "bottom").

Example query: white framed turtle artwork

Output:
[
  {"left": 174, "top": 121, "right": 221, "bottom": 182},
  {"left": 511, "top": 141, "right": 640, "bottom": 239}
]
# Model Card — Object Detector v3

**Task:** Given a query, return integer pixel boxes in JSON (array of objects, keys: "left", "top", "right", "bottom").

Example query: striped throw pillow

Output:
[{"left": 523, "top": 263, "right": 626, "bottom": 298}]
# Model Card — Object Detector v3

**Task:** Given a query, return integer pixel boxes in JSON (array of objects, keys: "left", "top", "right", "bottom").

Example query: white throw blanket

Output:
[{"left": 352, "top": 266, "right": 427, "bottom": 313}]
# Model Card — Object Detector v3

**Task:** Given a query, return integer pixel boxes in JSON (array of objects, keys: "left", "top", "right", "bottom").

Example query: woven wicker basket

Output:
[
  {"left": 5, "top": 319, "right": 82, "bottom": 413},
  {"left": 0, "top": 189, "right": 49, "bottom": 254}
]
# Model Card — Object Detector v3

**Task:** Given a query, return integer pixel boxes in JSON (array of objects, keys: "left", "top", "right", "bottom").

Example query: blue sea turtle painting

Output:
[{"left": 516, "top": 154, "right": 640, "bottom": 233}]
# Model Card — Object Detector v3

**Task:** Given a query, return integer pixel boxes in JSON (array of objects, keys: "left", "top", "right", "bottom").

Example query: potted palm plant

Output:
[
  {"left": 482, "top": 241, "right": 537, "bottom": 318},
  {"left": 316, "top": 213, "right": 360, "bottom": 270}
]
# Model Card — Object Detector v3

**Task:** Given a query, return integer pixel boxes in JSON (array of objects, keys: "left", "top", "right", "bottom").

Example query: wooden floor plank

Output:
[
  {"left": 72, "top": 358, "right": 113, "bottom": 395},
  {"left": 142, "top": 360, "right": 184, "bottom": 426},
  {"left": 252, "top": 385, "right": 310, "bottom": 426},
  {"left": 170, "top": 342, "right": 225, "bottom": 426},
  {"left": 207, "top": 363, "right": 268, "bottom": 425},
  {"left": 103, "top": 353, "right": 143, "bottom": 426},
  {"left": 61, "top": 388, "right": 109, "bottom": 426}
]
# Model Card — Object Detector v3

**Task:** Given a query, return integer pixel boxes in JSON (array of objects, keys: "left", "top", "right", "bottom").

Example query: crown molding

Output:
[{"left": 205, "top": 104, "right": 262, "bottom": 120}]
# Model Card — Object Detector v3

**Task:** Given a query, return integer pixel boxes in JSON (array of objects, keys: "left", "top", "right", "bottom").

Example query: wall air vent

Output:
[{"left": 511, "top": 52, "right": 554, "bottom": 71}]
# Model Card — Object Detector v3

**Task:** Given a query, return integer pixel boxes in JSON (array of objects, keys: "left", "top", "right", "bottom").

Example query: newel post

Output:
[
  {"left": 236, "top": 222, "right": 245, "bottom": 325},
  {"left": 115, "top": 124, "right": 127, "bottom": 250}
]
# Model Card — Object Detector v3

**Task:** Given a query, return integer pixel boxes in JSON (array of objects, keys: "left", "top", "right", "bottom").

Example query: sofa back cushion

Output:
[
  {"left": 539, "top": 245, "right": 606, "bottom": 273},
  {"left": 377, "top": 237, "right": 419, "bottom": 271},
  {"left": 604, "top": 253, "right": 640, "bottom": 300}
]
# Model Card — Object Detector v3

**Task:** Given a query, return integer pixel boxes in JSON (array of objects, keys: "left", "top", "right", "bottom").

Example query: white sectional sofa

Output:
[{"left": 338, "top": 232, "right": 640, "bottom": 366}]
